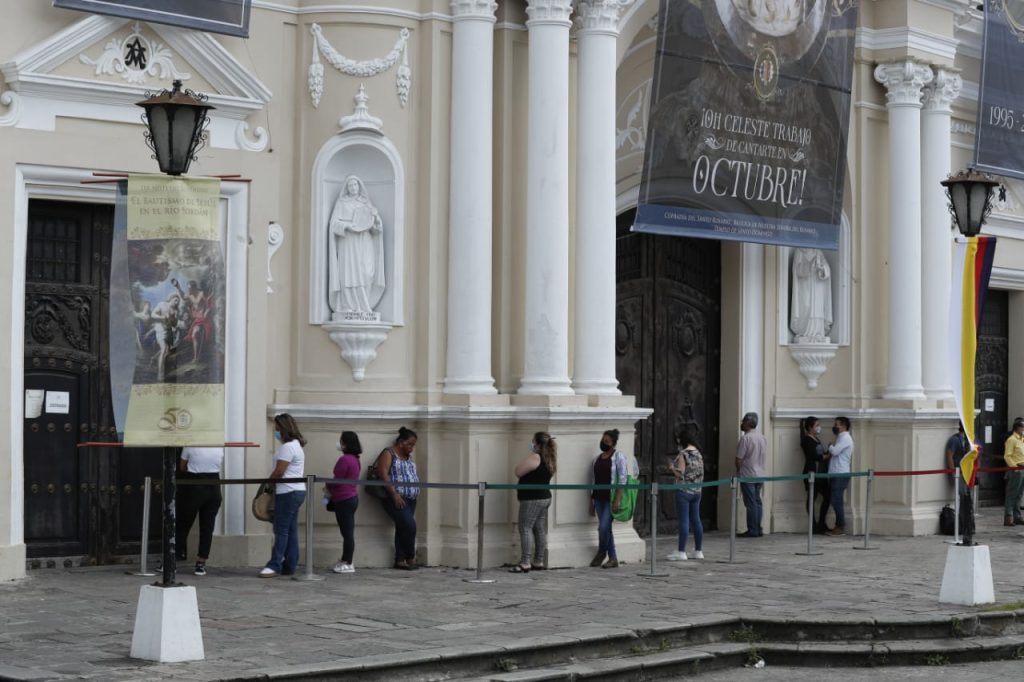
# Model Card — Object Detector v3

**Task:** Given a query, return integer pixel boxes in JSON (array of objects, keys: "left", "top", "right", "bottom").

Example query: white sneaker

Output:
[
  {"left": 259, "top": 567, "right": 278, "bottom": 578},
  {"left": 331, "top": 561, "right": 346, "bottom": 574},
  {"left": 694, "top": 551, "right": 705, "bottom": 560},
  {"left": 340, "top": 563, "right": 355, "bottom": 573},
  {"left": 666, "top": 551, "right": 688, "bottom": 561}
]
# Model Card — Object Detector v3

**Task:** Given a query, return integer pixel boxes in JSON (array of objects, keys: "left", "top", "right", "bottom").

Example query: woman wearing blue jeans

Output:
[
  {"left": 667, "top": 429, "right": 705, "bottom": 561},
  {"left": 377, "top": 426, "right": 420, "bottom": 570},
  {"left": 590, "top": 429, "right": 628, "bottom": 569},
  {"left": 260, "top": 414, "right": 307, "bottom": 578}
]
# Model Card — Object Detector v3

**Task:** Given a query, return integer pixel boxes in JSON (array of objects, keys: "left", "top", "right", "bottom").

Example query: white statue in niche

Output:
[
  {"left": 790, "top": 247, "right": 833, "bottom": 343},
  {"left": 328, "top": 175, "right": 385, "bottom": 318}
]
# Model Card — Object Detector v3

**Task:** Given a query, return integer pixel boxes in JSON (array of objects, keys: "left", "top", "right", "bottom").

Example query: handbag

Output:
[
  {"left": 612, "top": 474, "right": 638, "bottom": 522},
  {"left": 252, "top": 482, "right": 275, "bottom": 522},
  {"left": 364, "top": 452, "right": 390, "bottom": 500}
]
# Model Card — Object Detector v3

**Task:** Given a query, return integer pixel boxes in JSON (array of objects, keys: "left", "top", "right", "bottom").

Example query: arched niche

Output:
[{"left": 309, "top": 131, "right": 405, "bottom": 326}]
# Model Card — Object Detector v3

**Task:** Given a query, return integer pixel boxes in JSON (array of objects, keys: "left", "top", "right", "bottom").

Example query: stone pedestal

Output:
[
  {"left": 130, "top": 584, "right": 205, "bottom": 662},
  {"left": 323, "top": 320, "right": 391, "bottom": 381},
  {"left": 939, "top": 544, "right": 994, "bottom": 606}
]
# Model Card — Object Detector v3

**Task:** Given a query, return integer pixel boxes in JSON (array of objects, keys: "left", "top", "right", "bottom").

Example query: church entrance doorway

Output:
[
  {"left": 975, "top": 289, "right": 1009, "bottom": 507},
  {"left": 23, "top": 199, "right": 160, "bottom": 565},
  {"left": 616, "top": 208, "right": 722, "bottom": 536}
]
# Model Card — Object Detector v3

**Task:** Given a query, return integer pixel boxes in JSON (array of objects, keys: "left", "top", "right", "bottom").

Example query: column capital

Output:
[
  {"left": 873, "top": 60, "right": 933, "bottom": 108},
  {"left": 526, "top": 0, "right": 574, "bottom": 27},
  {"left": 922, "top": 67, "right": 962, "bottom": 113},
  {"left": 576, "top": 0, "right": 632, "bottom": 34},
  {"left": 450, "top": 0, "right": 497, "bottom": 21}
]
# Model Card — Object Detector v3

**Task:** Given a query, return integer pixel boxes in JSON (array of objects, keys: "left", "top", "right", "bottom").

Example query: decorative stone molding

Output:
[
  {"left": 79, "top": 21, "right": 190, "bottom": 85},
  {"left": 788, "top": 342, "right": 839, "bottom": 389},
  {"left": 616, "top": 81, "right": 647, "bottom": 153},
  {"left": 922, "top": 67, "right": 962, "bottom": 113},
  {"left": 577, "top": 0, "right": 632, "bottom": 33},
  {"left": 235, "top": 121, "right": 269, "bottom": 152},
  {"left": 323, "top": 321, "right": 393, "bottom": 381},
  {"left": 340, "top": 85, "right": 383, "bottom": 133},
  {"left": 308, "top": 23, "right": 411, "bottom": 108},
  {"left": 0, "top": 15, "right": 271, "bottom": 151},
  {"left": 266, "top": 222, "right": 284, "bottom": 294},
  {"left": 450, "top": 0, "right": 497, "bottom": 20},
  {"left": 525, "top": 0, "right": 574, "bottom": 26},
  {"left": 873, "top": 61, "right": 933, "bottom": 107},
  {"left": 951, "top": 120, "right": 976, "bottom": 135}
]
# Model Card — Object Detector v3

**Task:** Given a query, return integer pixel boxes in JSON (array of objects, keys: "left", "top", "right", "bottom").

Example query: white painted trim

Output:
[
  {"left": 855, "top": 26, "right": 959, "bottom": 61},
  {"left": 741, "top": 243, "right": 764, "bottom": 417},
  {"left": 990, "top": 267, "right": 1024, "bottom": 291},
  {"left": 309, "top": 131, "right": 406, "bottom": 326},
  {"left": 252, "top": 1, "right": 453, "bottom": 21},
  {"left": 13, "top": 164, "right": 250, "bottom": 541},
  {"left": 771, "top": 406, "right": 959, "bottom": 423},
  {"left": 959, "top": 80, "right": 979, "bottom": 103},
  {"left": 267, "top": 403, "right": 653, "bottom": 423}
]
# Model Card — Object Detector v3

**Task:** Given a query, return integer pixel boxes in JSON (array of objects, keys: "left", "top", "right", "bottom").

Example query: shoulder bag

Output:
[
  {"left": 364, "top": 449, "right": 391, "bottom": 500},
  {"left": 252, "top": 482, "right": 275, "bottom": 522}
]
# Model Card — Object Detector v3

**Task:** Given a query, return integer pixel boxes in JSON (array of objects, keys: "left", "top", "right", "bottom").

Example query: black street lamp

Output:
[
  {"left": 136, "top": 80, "right": 214, "bottom": 176},
  {"left": 940, "top": 168, "right": 1001, "bottom": 237}
]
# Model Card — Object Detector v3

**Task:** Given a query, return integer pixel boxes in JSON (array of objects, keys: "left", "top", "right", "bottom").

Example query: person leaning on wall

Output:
[{"left": 376, "top": 426, "right": 421, "bottom": 570}]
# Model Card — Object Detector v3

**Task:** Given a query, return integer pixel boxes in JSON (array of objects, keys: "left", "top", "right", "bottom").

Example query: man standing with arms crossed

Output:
[{"left": 736, "top": 412, "right": 767, "bottom": 538}]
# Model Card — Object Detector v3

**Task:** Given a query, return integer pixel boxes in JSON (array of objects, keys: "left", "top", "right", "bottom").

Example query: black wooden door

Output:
[
  {"left": 616, "top": 209, "right": 721, "bottom": 535},
  {"left": 24, "top": 200, "right": 160, "bottom": 563},
  {"left": 975, "top": 289, "right": 1008, "bottom": 506}
]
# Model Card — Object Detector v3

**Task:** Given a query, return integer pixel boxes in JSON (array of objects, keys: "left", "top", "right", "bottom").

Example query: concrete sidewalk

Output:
[{"left": 1, "top": 516, "right": 1023, "bottom": 681}]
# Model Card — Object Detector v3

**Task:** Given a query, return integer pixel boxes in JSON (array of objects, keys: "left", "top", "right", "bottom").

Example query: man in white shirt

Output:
[{"left": 824, "top": 416, "right": 854, "bottom": 536}]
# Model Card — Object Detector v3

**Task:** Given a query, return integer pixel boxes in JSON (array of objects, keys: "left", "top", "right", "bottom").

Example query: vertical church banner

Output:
[
  {"left": 121, "top": 174, "right": 225, "bottom": 446},
  {"left": 975, "top": 0, "right": 1024, "bottom": 179},
  {"left": 633, "top": 0, "right": 859, "bottom": 249}
]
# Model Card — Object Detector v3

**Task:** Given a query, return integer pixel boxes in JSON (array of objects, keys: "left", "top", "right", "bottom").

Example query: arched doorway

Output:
[{"left": 616, "top": 208, "right": 721, "bottom": 535}]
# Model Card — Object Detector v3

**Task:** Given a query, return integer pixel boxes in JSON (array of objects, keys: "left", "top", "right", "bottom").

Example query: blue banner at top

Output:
[
  {"left": 54, "top": 0, "right": 251, "bottom": 38},
  {"left": 633, "top": 0, "right": 859, "bottom": 250},
  {"left": 975, "top": 0, "right": 1024, "bottom": 180}
]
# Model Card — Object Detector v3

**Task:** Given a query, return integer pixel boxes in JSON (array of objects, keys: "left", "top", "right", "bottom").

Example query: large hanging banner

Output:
[
  {"left": 948, "top": 236, "right": 997, "bottom": 487},
  {"left": 633, "top": 0, "right": 859, "bottom": 249},
  {"left": 122, "top": 174, "right": 225, "bottom": 446},
  {"left": 53, "top": 0, "right": 252, "bottom": 38},
  {"left": 975, "top": 0, "right": 1024, "bottom": 179}
]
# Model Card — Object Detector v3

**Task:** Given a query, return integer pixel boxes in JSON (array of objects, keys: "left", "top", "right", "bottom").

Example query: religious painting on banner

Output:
[
  {"left": 948, "top": 236, "right": 998, "bottom": 487},
  {"left": 122, "top": 174, "right": 225, "bottom": 446},
  {"left": 975, "top": 0, "right": 1024, "bottom": 179},
  {"left": 633, "top": 0, "right": 859, "bottom": 249}
]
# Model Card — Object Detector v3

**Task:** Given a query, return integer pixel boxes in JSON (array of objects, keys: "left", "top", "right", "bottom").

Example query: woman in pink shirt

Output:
[{"left": 328, "top": 431, "right": 362, "bottom": 573}]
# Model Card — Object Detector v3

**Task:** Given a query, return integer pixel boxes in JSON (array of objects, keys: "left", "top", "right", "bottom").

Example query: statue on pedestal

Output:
[
  {"left": 790, "top": 247, "right": 832, "bottom": 343},
  {"left": 328, "top": 175, "right": 385, "bottom": 317}
]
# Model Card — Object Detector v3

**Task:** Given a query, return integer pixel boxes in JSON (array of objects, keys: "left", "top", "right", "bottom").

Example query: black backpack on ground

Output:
[{"left": 939, "top": 505, "right": 956, "bottom": 535}]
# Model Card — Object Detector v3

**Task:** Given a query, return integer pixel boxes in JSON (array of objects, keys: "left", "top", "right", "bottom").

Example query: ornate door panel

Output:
[
  {"left": 24, "top": 200, "right": 160, "bottom": 562},
  {"left": 616, "top": 210, "right": 721, "bottom": 535},
  {"left": 975, "top": 290, "right": 1008, "bottom": 506}
]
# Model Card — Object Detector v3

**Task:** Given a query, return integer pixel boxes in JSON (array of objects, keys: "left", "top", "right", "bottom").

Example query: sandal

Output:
[
  {"left": 508, "top": 564, "right": 531, "bottom": 573},
  {"left": 530, "top": 564, "right": 547, "bottom": 571}
]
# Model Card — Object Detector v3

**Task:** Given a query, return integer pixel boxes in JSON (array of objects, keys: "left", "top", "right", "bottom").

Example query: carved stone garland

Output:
[{"left": 308, "top": 23, "right": 411, "bottom": 108}]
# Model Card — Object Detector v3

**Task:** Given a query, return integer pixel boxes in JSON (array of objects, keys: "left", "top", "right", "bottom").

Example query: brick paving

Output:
[{"left": 1, "top": 516, "right": 1023, "bottom": 681}]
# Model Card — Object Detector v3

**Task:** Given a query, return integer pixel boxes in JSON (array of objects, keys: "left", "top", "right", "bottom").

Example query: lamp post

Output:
[
  {"left": 941, "top": 168, "right": 1000, "bottom": 548},
  {"left": 134, "top": 81, "right": 213, "bottom": 586}
]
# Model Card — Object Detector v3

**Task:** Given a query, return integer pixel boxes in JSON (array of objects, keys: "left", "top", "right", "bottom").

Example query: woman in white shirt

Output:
[
  {"left": 176, "top": 446, "right": 224, "bottom": 576},
  {"left": 260, "top": 414, "right": 307, "bottom": 577}
]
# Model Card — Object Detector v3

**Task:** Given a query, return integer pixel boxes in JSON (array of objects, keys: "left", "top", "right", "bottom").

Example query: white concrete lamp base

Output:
[
  {"left": 130, "top": 584, "right": 205, "bottom": 662},
  {"left": 938, "top": 544, "right": 995, "bottom": 606}
]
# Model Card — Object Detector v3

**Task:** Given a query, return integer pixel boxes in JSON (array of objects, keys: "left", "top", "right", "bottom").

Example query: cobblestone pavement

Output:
[
  {"left": 1, "top": 516, "right": 1023, "bottom": 681},
  {"left": 692, "top": 660, "right": 1023, "bottom": 681}
]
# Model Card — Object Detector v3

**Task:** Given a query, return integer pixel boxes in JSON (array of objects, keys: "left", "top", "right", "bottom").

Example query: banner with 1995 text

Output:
[{"left": 975, "top": 0, "right": 1024, "bottom": 179}]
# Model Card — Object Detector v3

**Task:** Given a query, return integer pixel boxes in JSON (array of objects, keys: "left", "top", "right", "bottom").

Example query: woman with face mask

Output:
[
  {"left": 327, "top": 431, "right": 362, "bottom": 573},
  {"left": 590, "top": 429, "right": 629, "bottom": 568},
  {"left": 510, "top": 432, "right": 557, "bottom": 573},
  {"left": 260, "top": 414, "right": 307, "bottom": 578},
  {"left": 799, "top": 416, "right": 830, "bottom": 534}
]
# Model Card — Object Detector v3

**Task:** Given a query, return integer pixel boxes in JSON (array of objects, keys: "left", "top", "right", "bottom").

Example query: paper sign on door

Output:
[
  {"left": 45, "top": 391, "right": 70, "bottom": 414},
  {"left": 25, "top": 390, "right": 44, "bottom": 419}
]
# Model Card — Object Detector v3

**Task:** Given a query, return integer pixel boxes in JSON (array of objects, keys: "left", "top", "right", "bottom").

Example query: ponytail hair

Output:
[{"left": 534, "top": 431, "right": 557, "bottom": 476}]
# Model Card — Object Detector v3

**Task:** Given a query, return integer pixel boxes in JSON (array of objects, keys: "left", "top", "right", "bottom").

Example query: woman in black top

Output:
[
  {"left": 510, "top": 432, "right": 557, "bottom": 573},
  {"left": 800, "top": 416, "right": 830, "bottom": 533}
]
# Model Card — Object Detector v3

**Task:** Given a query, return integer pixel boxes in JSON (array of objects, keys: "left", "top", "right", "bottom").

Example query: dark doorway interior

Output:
[
  {"left": 616, "top": 208, "right": 722, "bottom": 535},
  {"left": 975, "top": 289, "right": 1009, "bottom": 507},
  {"left": 23, "top": 199, "right": 160, "bottom": 564}
]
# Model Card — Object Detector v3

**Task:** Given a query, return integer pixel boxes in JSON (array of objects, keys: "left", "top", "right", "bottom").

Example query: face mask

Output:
[
  {"left": 599, "top": 442, "right": 611, "bottom": 452},
  {"left": 814, "top": 426, "right": 821, "bottom": 435},
  {"left": 274, "top": 430, "right": 282, "bottom": 442},
  {"left": 832, "top": 426, "right": 840, "bottom": 436}
]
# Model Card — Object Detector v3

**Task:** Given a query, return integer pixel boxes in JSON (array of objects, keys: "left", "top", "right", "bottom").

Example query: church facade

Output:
[{"left": 1, "top": 0, "right": 1022, "bottom": 582}]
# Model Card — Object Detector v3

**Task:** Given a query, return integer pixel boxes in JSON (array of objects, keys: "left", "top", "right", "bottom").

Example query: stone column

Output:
[
  {"left": 520, "top": 0, "right": 575, "bottom": 395},
  {"left": 444, "top": 0, "right": 498, "bottom": 394},
  {"left": 571, "top": 0, "right": 628, "bottom": 396},
  {"left": 920, "top": 68, "right": 961, "bottom": 401},
  {"left": 874, "top": 61, "right": 933, "bottom": 400}
]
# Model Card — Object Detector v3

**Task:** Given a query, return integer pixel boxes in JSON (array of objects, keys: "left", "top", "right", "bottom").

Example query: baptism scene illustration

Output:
[{"left": 127, "top": 239, "right": 226, "bottom": 385}]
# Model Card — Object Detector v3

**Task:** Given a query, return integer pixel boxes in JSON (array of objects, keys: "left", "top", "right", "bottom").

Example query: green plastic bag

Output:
[{"left": 612, "top": 474, "right": 638, "bottom": 522}]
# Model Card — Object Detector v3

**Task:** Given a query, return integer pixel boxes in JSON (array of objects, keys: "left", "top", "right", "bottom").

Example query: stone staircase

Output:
[{"left": 275, "top": 609, "right": 1024, "bottom": 681}]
